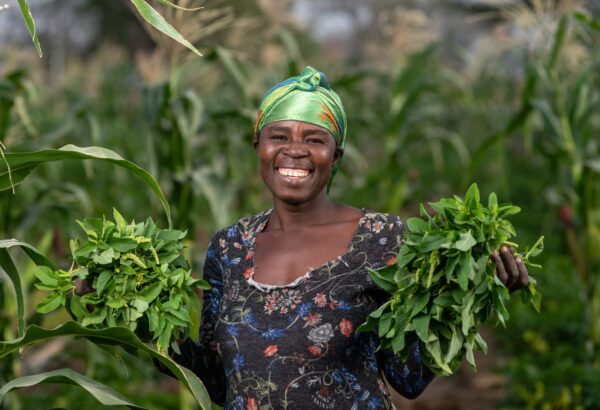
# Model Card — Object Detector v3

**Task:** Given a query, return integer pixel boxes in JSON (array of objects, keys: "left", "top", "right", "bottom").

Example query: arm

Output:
[
  {"left": 155, "top": 238, "right": 227, "bottom": 405},
  {"left": 377, "top": 337, "right": 435, "bottom": 399},
  {"left": 376, "top": 214, "right": 434, "bottom": 398}
]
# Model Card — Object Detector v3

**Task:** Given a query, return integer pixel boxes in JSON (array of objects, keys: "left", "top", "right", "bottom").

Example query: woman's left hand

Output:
[{"left": 491, "top": 246, "right": 529, "bottom": 292}]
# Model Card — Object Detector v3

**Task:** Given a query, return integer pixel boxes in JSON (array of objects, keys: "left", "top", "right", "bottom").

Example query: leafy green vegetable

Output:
[
  {"left": 358, "top": 183, "right": 543, "bottom": 375},
  {"left": 34, "top": 208, "right": 210, "bottom": 353}
]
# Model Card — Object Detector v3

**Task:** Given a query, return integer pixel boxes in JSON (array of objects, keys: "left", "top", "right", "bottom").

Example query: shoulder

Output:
[
  {"left": 362, "top": 210, "right": 405, "bottom": 238},
  {"left": 207, "top": 209, "right": 272, "bottom": 250}
]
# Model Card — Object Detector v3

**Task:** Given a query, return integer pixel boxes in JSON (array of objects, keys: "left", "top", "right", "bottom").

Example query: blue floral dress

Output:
[{"left": 170, "top": 209, "right": 433, "bottom": 409}]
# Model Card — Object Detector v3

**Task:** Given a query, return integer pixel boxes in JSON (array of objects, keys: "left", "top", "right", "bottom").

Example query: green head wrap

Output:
[{"left": 254, "top": 67, "right": 347, "bottom": 191}]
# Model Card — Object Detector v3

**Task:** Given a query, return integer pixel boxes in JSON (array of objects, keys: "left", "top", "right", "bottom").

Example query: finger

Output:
[
  {"left": 500, "top": 246, "right": 519, "bottom": 288},
  {"left": 492, "top": 252, "right": 508, "bottom": 285},
  {"left": 515, "top": 256, "right": 529, "bottom": 290}
]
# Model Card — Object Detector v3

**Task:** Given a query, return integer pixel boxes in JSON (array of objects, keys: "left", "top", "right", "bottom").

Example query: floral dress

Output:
[{"left": 170, "top": 209, "right": 434, "bottom": 409}]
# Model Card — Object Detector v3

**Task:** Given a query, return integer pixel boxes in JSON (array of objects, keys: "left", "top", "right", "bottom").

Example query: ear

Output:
[
  {"left": 333, "top": 146, "right": 344, "bottom": 165},
  {"left": 253, "top": 132, "right": 260, "bottom": 150}
]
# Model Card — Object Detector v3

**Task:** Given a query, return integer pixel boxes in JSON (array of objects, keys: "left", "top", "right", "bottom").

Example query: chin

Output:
[{"left": 272, "top": 185, "right": 326, "bottom": 206}]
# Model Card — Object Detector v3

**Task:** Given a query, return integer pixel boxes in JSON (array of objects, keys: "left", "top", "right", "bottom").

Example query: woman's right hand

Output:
[{"left": 73, "top": 278, "right": 94, "bottom": 296}]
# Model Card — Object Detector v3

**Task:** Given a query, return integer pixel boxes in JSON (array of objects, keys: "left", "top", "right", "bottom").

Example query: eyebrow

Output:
[{"left": 268, "top": 125, "right": 330, "bottom": 137}]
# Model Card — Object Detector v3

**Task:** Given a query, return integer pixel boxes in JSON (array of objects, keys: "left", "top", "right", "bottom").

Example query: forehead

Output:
[{"left": 262, "top": 120, "right": 332, "bottom": 136}]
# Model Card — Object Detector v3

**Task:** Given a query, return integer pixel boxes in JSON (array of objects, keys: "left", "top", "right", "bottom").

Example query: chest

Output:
[
  {"left": 214, "top": 260, "right": 380, "bottom": 365},
  {"left": 253, "top": 222, "right": 358, "bottom": 285}
]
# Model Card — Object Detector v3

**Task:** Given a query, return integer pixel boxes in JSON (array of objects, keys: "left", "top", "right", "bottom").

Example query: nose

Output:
[{"left": 281, "top": 140, "right": 309, "bottom": 158}]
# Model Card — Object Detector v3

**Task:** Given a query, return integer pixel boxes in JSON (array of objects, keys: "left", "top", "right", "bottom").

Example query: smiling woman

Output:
[
  {"left": 256, "top": 121, "right": 342, "bottom": 207},
  {"left": 157, "top": 67, "right": 529, "bottom": 409}
]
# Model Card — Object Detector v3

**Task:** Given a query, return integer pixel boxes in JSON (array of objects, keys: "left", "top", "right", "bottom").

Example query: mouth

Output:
[{"left": 275, "top": 167, "right": 312, "bottom": 181}]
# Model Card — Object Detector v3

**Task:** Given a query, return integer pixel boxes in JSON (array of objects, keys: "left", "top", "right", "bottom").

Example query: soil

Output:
[{"left": 389, "top": 329, "right": 506, "bottom": 410}]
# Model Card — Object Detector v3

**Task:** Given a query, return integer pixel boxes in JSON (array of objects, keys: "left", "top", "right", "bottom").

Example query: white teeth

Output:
[{"left": 277, "top": 168, "right": 310, "bottom": 178}]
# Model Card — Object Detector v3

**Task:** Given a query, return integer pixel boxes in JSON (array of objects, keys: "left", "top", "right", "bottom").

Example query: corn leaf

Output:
[
  {"left": 0, "top": 368, "right": 144, "bottom": 408},
  {"left": 0, "top": 322, "right": 211, "bottom": 409},
  {"left": 17, "top": 0, "right": 42, "bottom": 57},
  {"left": 0, "top": 145, "right": 172, "bottom": 227},
  {"left": 130, "top": 0, "right": 202, "bottom": 56}
]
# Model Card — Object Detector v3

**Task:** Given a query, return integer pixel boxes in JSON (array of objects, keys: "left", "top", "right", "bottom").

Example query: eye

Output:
[
  {"left": 306, "top": 137, "right": 325, "bottom": 144},
  {"left": 270, "top": 134, "right": 287, "bottom": 141}
]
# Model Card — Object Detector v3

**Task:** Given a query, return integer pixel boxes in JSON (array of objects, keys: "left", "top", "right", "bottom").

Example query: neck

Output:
[{"left": 268, "top": 193, "right": 337, "bottom": 232}]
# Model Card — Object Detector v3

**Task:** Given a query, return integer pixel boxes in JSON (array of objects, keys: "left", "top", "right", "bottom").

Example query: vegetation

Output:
[
  {"left": 359, "top": 184, "right": 543, "bottom": 376},
  {"left": 1, "top": 0, "right": 599, "bottom": 408}
]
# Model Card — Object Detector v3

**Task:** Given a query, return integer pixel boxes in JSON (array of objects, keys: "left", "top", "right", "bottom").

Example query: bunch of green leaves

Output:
[
  {"left": 33, "top": 209, "right": 209, "bottom": 354},
  {"left": 358, "top": 183, "right": 543, "bottom": 375}
]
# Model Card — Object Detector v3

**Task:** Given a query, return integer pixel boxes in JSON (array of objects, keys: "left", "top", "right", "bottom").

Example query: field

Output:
[{"left": 1, "top": 1, "right": 599, "bottom": 409}]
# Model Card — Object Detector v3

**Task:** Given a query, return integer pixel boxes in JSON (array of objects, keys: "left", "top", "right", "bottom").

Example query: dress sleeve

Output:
[
  {"left": 155, "top": 235, "right": 227, "bottom": 406},
  {"left": 376, "top": 214, "right": 435, "bottom": 399}
]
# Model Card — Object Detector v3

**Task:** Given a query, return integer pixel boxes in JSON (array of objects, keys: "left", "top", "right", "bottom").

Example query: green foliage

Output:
[
  {"left": 16, "top": 0, "right": 42, "bottom": 57},
  {"left": 0, "top": 368, "right": 145, "bottom": 409},
  {"left": 33, "top": 209, "right": 209, "bottom": 354},
  {"left": 0, "top": 144, "right": 173, "bottom": 227},
  {"left": 16, "top": 0, "right": 202, "bottom": 57},
  {"left": 359, "top": 183, "right": 543, "bottom": 375},
  {"left": 129, "top": 0, "right": 202, "bottom": 56},
  {"left": 0, "top": 321, "right": 212, "bottom": 409}
]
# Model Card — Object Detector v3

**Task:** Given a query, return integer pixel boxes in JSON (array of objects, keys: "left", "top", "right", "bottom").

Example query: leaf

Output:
[
  {"left": 138, "top": 282, "right": 163, "bottom": 303},
  {"left": 0, "top": 240, "right": 58, "bottom": 337},
  {"left": 391, "top": 329, "right": 406, "bottom": 354},
  {"left": 474, "top": 332, "right": 488, "bottom": 354},
  {"left": 155, "top": 0, "right": 203, "bottom": 11},
  {"left": 575, "top": 11, "right": 600, "bottom": 31},
  {"left": 410, "top": 292, "right": 430, "bottom": 317},
  {"left": 457, "top": 252, "right": 472, "bottom": 291},
  {"left": 0, "top": 322, "right": 211, "bottom": 409},
  {"left": 464, "top": 183, "right": 480, "bottom": 211},
  {"left": 96, "top": 270, "right": 113, "bottom": 295},
  {"left": 17, "top": 0, "right": 42, "bottom": 57},
  {"left": 413, "top": 315, "right": 430, "bottom": 342},
  {"left": 158, "top": 321, "right": 174, "bottom": 353},
  {"left": 33, "top": 265, "right": 58, "bottom": 286},
  {"left": 461, "top": 292, "right": 476, "bottom": 336},
  {"left": 129, "top": 0, "right": 202, "bottom": 56},
  {"left": 131, "top": 298, "right": 150, "bottom": 313},
  {"left": 368, "top": 266, "right": 397, "bottom": 294},
  {"left": 109, "top": 238, "right": 138, "bottom": 252},
  {"left": 454, "top": 231, "right": 477, "bottom": 252},
  {"left": 426, "top": 340, "right": 452, "bottom": 375},
  {"left": 0, "top": 145, "right": 172, "bottom": 227},
  {"left": 0, "top": 368, "right": 144, "bottom": 408},
  {"left": 36, "top": 293, "right": 63, "bottom": 314},
  {"left": 82, "top": 307, "right": 107, "bottom": 327},
  {"left": 113, "top": 208, "right": 128, "bottom": 232},
  {"left": 407, "top": 217, "right": 428, "bottom": 234},
  {"left": 94, "top": 248, "right": 115, "bottom": 265},
  {"left": 464, "top": 339, "right": 476, "bottom": 370},
  {"left": 106, "top": 297, "right": 127, "bottom": 309},
  {"left": 420, "top": 233, "right": 450, "bottom": 252},
  {"left": 397, "top": 245, "right": 416, "bottom": 268},
  {"left": 369, "top": 301, "right": 391, "bottom": 319},
  {"left": 487, "top": 192, "right": 497, "bottom": 209},
  {"left": 497, "top": 205, "right": 521, "bottom": 217},
  {"left": 444, "top": 325, "right": 463, "bottom": 363}
]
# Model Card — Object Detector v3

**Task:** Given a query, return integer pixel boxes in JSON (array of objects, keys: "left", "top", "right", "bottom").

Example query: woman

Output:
[{"left": 166, "top": 67, "right": 529, "bottom": 409}]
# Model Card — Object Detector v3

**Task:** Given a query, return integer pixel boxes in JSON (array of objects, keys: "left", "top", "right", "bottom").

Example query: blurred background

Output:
[{"left": 1, "top": 0, "right": 599, "bottom": 408}]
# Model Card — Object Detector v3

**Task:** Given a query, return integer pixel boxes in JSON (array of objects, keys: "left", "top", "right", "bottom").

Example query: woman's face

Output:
[{"left": 255, "top": 120, "right": 342, "bottom": 206}]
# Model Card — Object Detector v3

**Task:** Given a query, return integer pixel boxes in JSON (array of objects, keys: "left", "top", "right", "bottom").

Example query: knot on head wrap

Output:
[{"left": 254, "top": 67, "right": 347, "bottom": 192}]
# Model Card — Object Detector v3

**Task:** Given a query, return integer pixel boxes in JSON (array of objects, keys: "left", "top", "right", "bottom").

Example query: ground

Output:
[{"left": 390, "top": 329, "right": 506, "bottom": 410}]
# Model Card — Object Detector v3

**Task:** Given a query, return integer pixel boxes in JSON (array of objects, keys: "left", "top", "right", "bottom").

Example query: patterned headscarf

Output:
[{"left": 254, "top": 67, "right": 347, "bottom": 191}]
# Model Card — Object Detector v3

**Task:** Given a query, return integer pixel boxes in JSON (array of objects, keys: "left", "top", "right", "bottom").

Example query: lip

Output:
[
  {"left": 274, "top": 164, "right": 313, "bottom": 171},
  {"left": 274, "top": 166, "right": 313, "bottom": 182}
]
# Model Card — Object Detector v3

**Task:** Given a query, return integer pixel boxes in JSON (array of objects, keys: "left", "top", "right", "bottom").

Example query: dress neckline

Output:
[{"left": 245, "top": 207, "right": 370, "bottom": 292}]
